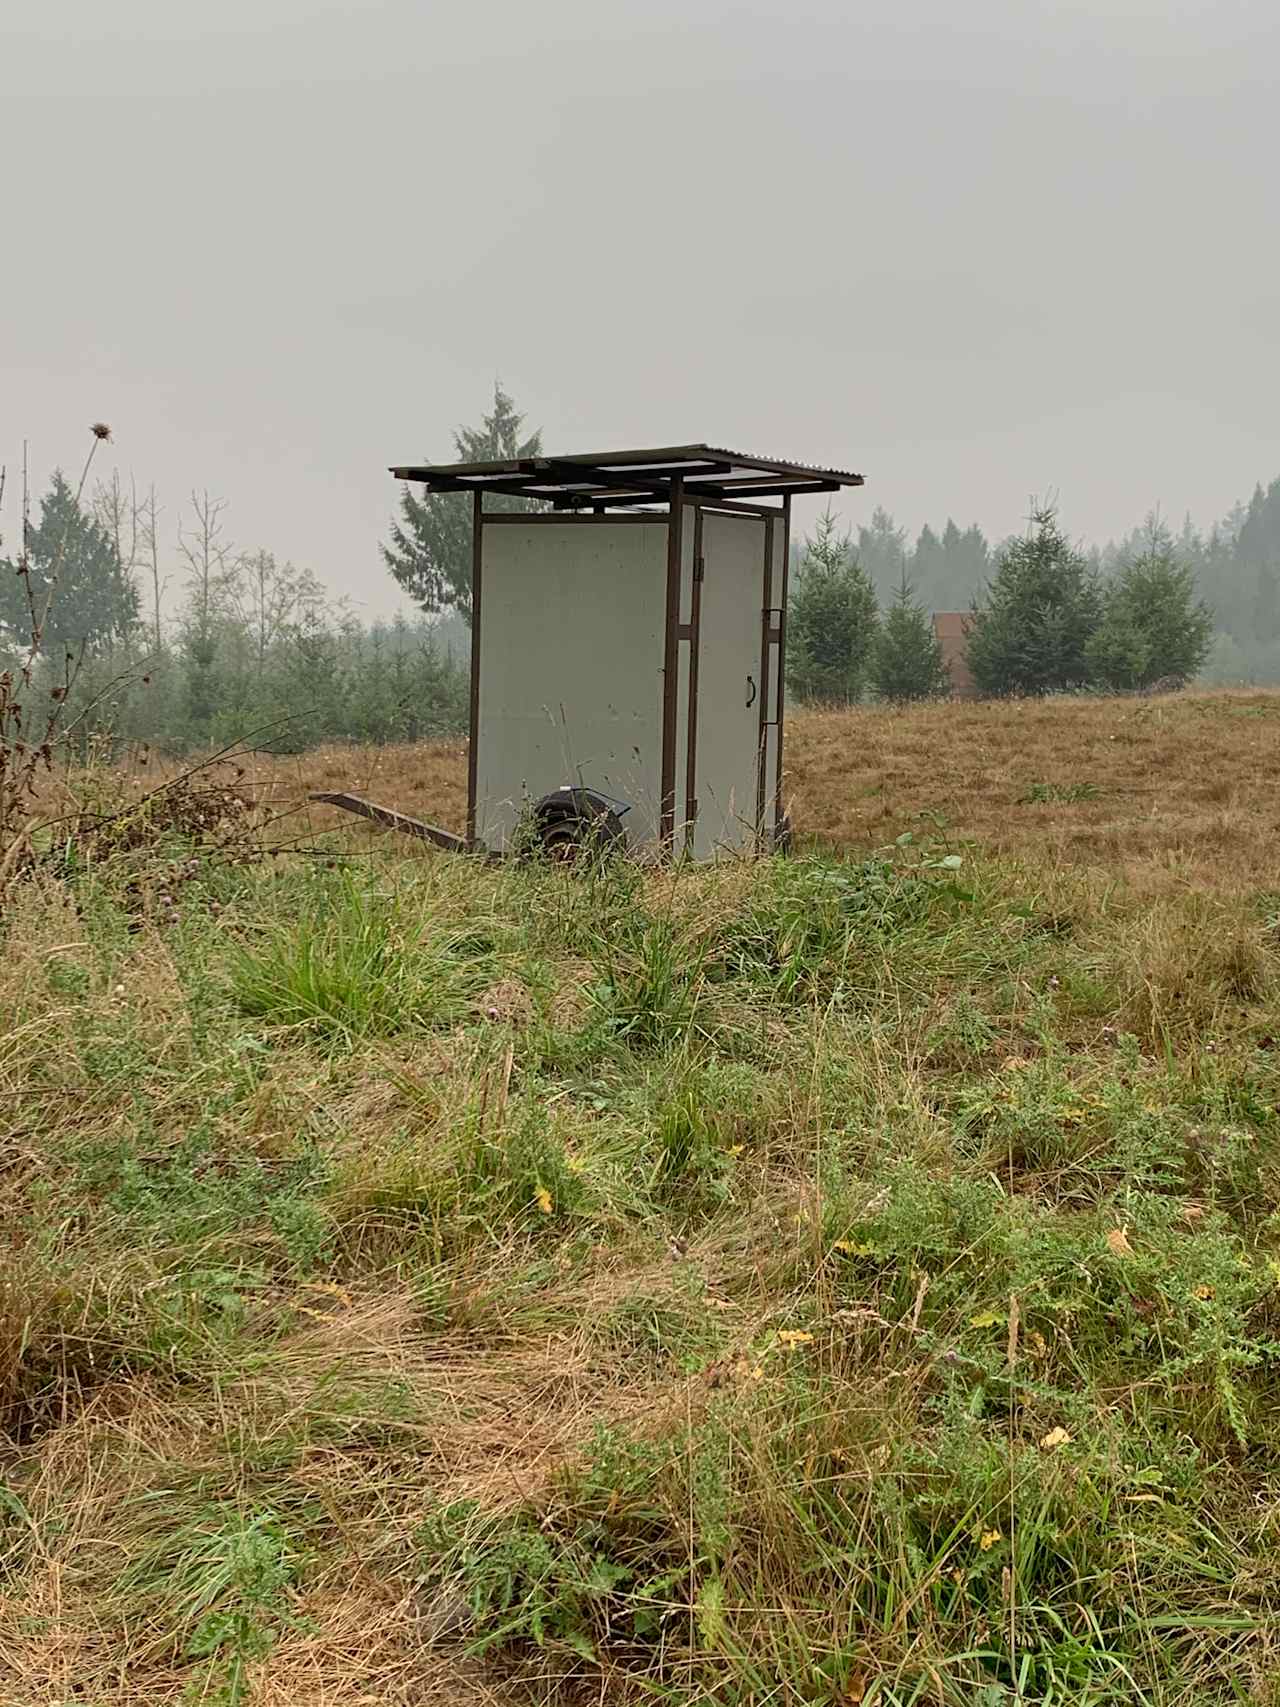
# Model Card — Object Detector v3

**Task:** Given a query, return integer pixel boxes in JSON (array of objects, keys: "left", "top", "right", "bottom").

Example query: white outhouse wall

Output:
[{"left": 474, "top": 517, "right": 668, "bottom": 852}]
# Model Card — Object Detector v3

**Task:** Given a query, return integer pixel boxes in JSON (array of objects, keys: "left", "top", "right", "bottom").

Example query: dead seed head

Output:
[{"left": 90, "top": 421, "right": 113, "bottom": 441}]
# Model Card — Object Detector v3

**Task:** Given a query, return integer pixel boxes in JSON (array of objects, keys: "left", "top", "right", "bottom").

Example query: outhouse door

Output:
[{"left": 688, "top": 509, "right": 769, "bottom": 857}]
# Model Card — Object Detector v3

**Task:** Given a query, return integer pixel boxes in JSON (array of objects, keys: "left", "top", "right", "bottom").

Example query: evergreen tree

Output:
[
  {"left": 939, "top": 519, "right": 991, "bottom": 606},
  {"left": 855, "top": 506, "right": 910, "bottom": 601},
  {"left": 0, "top": 471, "right": 139, "bottom": 658},
  {"left": 967, "top": 505, "right": 1102, "bottom": 695},
  {"left": 909, "top": 523, "right": 947, "bottom": 610},
  {"left": 1087, "top": 543, "right": 1215, "bottom": 690},
  {"left": 382, "top": 382, "right": 542, "bottom": 624},
  {"left": 786, "top": 510, "right": 879, "bottom": 702},
  {"left": 174, "top": 492, "right": 237, "bottom": 742},
  {"left": 1201, "top": 630, "right": 1249, "bottom": 685},
  {"left": 870, "top": 568, "right": 952, "bottom": 702},
  {"left": 280, "top": 607, "right": 346, "bottom": 747},
  {"left": 1236, "top": 480, "right": 1280, "bottom": 579},
  {"left": 1252, "top": 564, "right": 1279, "bottom": 648}
]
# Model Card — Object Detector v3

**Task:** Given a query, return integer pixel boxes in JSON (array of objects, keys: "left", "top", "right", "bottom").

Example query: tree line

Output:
[
  {"left": 0, "top": 388, "right": 541, "bottom": 756},
  {"left": 0, "top": 471, "right": 467, "bottom": 757},
  {"left": 2, "top": 382, "right": 1275, "bottom": 765},
  {"left": 384, "top": 386, "right": 1261, "bottom": 702},
  {"left": 786, "top": 503, "right": 1215, "bottom": 702},
  {"left": 806, "top": 482, "right": 1280, "bottom": 689}
]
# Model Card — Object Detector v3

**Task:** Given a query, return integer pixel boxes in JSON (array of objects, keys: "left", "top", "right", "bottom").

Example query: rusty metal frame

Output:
[
  {"left": 482, "top": 499, "right": 779, "bottom": 523},
  {"left": 756, "top": 513, "right": 776, "bottom": 850},
  {"left": 392, "top": 443, "right": 863, "bottom": 513},
  {"left": 773, "top": 495, "right": 792, "bottom": 844},
  {"left": 479, "top": 512, "right": 666, "bottom": 526},
  {"left": 687, "top": 496, "right": 780, "bottom": 519},
  {"left": 467, "top": 489, "right": 483, "bottom": 847},
  {"left": 659, "top": 478, "right": 684, "bottom": 849},
  {"left": 683, "top": 505, "right": 704, "bottom": 856}
]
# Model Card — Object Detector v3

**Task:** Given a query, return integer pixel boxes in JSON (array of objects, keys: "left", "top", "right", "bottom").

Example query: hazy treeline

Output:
[
  {"left": 840, "top": 479, "right": 1280, "bottom": 684},
  {"left": 0, "top": 475, "right": 469, "bottom": 757},
  {"left": 4, "top": 383, "right": 1280, "bottom": 768},
  {"left": 381, "top": 384, "right": 1276, "bottom": 696},
  {"left": 69, "top": 606, "right": 469, "bottom": 756}
]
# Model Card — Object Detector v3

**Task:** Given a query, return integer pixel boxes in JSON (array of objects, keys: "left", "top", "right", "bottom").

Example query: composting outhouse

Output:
[{"left": 390, "top": 444, "right": 864, "bottom": 859}]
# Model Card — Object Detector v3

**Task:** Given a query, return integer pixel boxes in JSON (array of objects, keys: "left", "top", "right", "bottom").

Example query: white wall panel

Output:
[{"left": 475, "top": 519, "right": 667, "bottom": 852}]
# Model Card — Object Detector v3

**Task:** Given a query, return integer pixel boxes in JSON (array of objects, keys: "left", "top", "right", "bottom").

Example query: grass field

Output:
[
  {"left": 4, "top": 691, "right": 1280, "bottom": 1704},
  {"left": 82, "top": 683, "right": 1280, "bottom": 895}
]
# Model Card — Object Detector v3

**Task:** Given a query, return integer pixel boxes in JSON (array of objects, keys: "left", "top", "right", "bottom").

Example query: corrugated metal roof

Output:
[{"left": 390, "top": 443, "right": 864, "bottom": 508}]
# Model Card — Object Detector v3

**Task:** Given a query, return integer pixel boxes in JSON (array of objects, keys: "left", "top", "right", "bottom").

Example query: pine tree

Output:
[
  {"left": 786, "top": 510, "right": 879, "bottom": 702},
  {"left": 1201, "top": 630, "right": 1248, "bottom": 685},
  {"left": 855, "top": 506, "right": 909, "bottom": 602},
  {"left": 910, "top": 523, "right": 947, "bottom": 611},
  {"left": 967, "top": 505, "right": 1102, "bottom": 696},
  {"left": 870, "top": 567, "right": 952, "bottom": 702},
  {"left": 175, "top": 492, "right": 237, "bottom": 742},
  {"left": 1252, "top": 564, "right": 1279, "bottom": 648},
  {"left": 939, "top": 519, "right": 991, "bottom": 606},
  {"left": 382, "top": 382, "right": 542, "bottom": 625},
  {"left": 0, "top": 470, "right": 139, "bottom": 658},
  {"left": 1087, "top": 543, "right": 1215, "bottom": 690}
]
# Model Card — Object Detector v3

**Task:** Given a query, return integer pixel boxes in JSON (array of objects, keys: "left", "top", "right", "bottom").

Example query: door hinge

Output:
[
  {"left": 688, "top": 796, "right": 699, "bottom": 821},
  {"left": 693, "top": 555, "right": 705, "bottom": 583}
]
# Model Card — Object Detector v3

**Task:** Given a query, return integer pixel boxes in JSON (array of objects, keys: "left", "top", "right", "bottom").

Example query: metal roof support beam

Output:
[
  {"left": 550, "top": 489, "right": 666, "bottom": 510},
  {"left": 685, "top": 495, "right": 783, "bottom": 518},
  {"left": 541, "top": 461, "right": 683, "bottom": 498},
  {"left": 541, "top": 456, "right": 730, "bottom": 490},
  {"left": 697, "top": 477, "right": 841, "bottom": 499}
]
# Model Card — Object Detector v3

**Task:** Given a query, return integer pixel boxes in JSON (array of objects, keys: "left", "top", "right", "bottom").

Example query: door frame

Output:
[{"left": 657, "top": 493, "right": 792, "bottom": 855}]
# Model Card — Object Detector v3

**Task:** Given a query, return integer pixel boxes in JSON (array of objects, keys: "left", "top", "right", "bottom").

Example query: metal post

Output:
[
  {"left": 467, "top": 488, "right": 483, "bottom": 847},
  {"left": 660, "top": 476, "right": 684, "bottom": 850},
  {"left": 756, "top": 514, "right": 775, "bottom": 850},
  {"left": 773, "top": 495, "right": 792, "bottom": 846},
  {"left": 684, "top": 505, "right": 703, "bottom": 856}
]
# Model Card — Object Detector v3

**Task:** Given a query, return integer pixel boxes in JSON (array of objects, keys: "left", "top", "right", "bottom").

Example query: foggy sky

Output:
[{"left": 4, "top": 0, "right": 1277, "bottom": 620}]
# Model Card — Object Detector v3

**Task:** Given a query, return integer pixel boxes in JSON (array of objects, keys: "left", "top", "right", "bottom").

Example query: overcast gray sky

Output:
[{"left": 4, "top": 0, "right": 1277, "bottom": 618}]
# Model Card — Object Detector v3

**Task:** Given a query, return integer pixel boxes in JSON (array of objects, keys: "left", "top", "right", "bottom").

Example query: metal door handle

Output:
[{"left": 746, "top": 675, "right": 757, "bottom": 707}]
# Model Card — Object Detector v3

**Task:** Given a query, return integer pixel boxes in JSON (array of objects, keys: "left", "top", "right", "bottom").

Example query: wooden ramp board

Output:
[{"left": 309, "top": 792, "right": 467, "bottom": 853}]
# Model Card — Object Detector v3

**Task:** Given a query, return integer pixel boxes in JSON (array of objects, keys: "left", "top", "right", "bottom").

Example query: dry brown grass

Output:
[
  {"left": 38, "top": 688, "right": 1280, "bottom": 898},
  {"left": 786, "top": 687, "right": 1280, "bottom": 895}
]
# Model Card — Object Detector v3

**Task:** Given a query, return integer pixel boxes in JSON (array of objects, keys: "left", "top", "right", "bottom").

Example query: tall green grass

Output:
[
  {"left": 228, "top": 869, "right": 499, "bottom": 1043},
  {"left": 2, "top": 833, "right": 1278, "bottom": 1703}
]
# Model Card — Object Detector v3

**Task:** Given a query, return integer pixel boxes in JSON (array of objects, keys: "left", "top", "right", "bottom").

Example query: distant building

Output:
[{"left": 933, "top": 613, "right": 978, "bottom": 699}]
